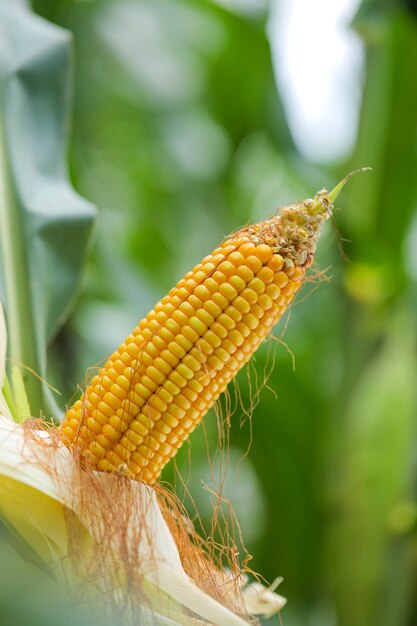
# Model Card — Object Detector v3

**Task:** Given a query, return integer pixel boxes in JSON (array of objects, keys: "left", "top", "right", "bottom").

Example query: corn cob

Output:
[{"left": 61, "top": 173, "right": 361, "bottom": 483}]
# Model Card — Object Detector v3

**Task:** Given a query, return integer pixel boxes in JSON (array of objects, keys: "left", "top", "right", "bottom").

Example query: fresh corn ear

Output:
[{"left": 61, "top": 172, "right": 366, "bottom": 483}]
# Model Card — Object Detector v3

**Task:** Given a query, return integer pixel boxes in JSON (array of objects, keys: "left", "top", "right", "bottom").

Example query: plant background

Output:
[{"left": 5, "top": 0, "right": 417, "bottom": 625}]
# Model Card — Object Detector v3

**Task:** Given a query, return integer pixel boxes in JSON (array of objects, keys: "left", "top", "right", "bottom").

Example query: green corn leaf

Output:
[
  {"left": 344, "top": 7, "right": 417, "bottom": 269},
  {"left": 0, "top": 1, "right": 96, "bottom": 420},
  {"left": 329, "top": 312, "right": 417, "bottom": 626}
]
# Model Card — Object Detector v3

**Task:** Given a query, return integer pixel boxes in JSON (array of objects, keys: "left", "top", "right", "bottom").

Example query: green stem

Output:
[
  {"left": 0, "top": 121, "right": 43, "bottom": 415},
  {"left": 328, "top": 167, "right": 372, "bottom": 203}
]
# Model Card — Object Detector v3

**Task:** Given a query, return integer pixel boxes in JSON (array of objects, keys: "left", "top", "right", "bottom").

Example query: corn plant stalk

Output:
[{"left": 0, "top": 125, "right": 41, "bottom": 413}]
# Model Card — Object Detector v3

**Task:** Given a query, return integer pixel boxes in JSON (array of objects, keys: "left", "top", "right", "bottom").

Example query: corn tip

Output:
[{"left": 328, "top": 167, "right": 372, "bottom": 203}]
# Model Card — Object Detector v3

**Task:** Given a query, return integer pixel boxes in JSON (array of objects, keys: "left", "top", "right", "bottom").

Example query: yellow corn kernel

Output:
[
  {"left": 135, "top": 382, "right": 151, "bottom": 401},
  {"left": 157, "top": 387, "right": 173, "bottom": 405},
  {"left": 245, "top": 255, "right": 263, "bottom": 273},
  {"left": 251, "top": 304, "right": 264, "bottom": 319},
  {"left": 211, "top": 321, "right": 228, "bottom": 339},
  {"left": 166, "top": 343, "right": 184, "bottom": 361},
  {"left": 203, "top": 300, "right": 222, "bottom": 317},
  {"left": 195, "top": 309, "right": 214, "bottom": 327},
  {"left": 275, "top": 271, "right": 289, "bottom": 288},
  {"left": 228, "top": 251, "right": 244, "bottom": 266},
  {"left": 170, "top": 370, "right": 188, "bottom": 387},
  {"left": 258, "top": 293, "right": 273, "bottom": 310},
  {"left": 178, "top": 301, "right": 194, "bottom": 317},
  {"left": 266, "top": 283, "right": 281, "bottom": 300},
  {"left": 146, "top": 366, "right": 165, "bottom": 385},
  {"left": 103, "top": 392, "right": 121, "bottom": 411},
  {"left": 242, "top": 313, "right": 259, "bottom": 331},
  {"left": 188, "top": 378, "right": 204, "bottom": 394},
  {"left": 229, "top": 329, "right": 245, "bottom": 347},
  {"left": 236, "top": 265, "right": 254, "bottom": 282},
  {"left": 218, "top": 261, "right": 236, "bottom": 277},
  {"left": 168, "top": 404, "right": 186, "bottom": 420},
  {"left": 229, "top": 275, "right": 246, "bottom": 292},
  {"left": 176, "top": 363, "right": 194, "bottom": 381},
  {"left": 254, "top": 243, "right": 272, "bottom": 263},
  {"left": 194, "top": 285, "right": 211, "bottom": 301},
  {"left": 204, "top": 277, "right": 219, "bottom": 293},
  {"left": 217, "top": 313, "right": 235, "bottom": 331},
  {"left": 176, "top": 334, "right": 193, "bottom": 351},
  {"left": 282, "top": 281, "right": 298, "bottom": 296},
  {"left": 216, "top": 347, "right": 229, "bottom": 362},
  {"left": 219, "top": 283, "right": 238, "bottom": 301},
  {"left": 165, "top": 318, "right": 181, "bottom": 335},
  {"left": 207, "top": 355, "right": 223, "bottom": 371},
  {"left": 212, "top": 292, "right": 229, "bottom": 309},
  {"left": 211, "top": 270, "right": 226, "bottom": 284},
  {"left": 188, "top": 294, "right": 203, "bottom": 309},
  {"left": 234, "top": 294, "right": 253, "bottom": 312},
  {"left": 267, "top": 254, "right": 284, "bottom": 271},
  {"left": 159, "top": 327, "right": 175, "bottom": 344},
  {"left": 225, "top": 305, "right": 242, "bottom": 323},
  {"left": 182, "top": 325, "right": 199, "bottom": 343},
  {"left": 171, "top": 310, "right": 188, "bottom": 326},
  {"left": 189, "top": 317, "right": 206, "bottom": 335},
  {"left": 256, "top": 266, "right": 274, "bottom": 285},
  {"left": 148, "top": 395, "right": 167, "bottom": 413},
  {"left": 183, "top": 387, "right": 198, "bottom": 403},
  {"left": 182, "top": 354, "right": 201, "bottom": 372}
]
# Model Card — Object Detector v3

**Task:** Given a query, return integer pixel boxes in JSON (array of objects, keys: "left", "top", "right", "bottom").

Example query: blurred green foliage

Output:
[{"left": 4, "top": 0, "right": 417, "bottom": 625}]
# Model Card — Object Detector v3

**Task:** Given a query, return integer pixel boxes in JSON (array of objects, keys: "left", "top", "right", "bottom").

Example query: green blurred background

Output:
[{"left": 23, "top": 0, "right": 417, "bottom": 624}]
